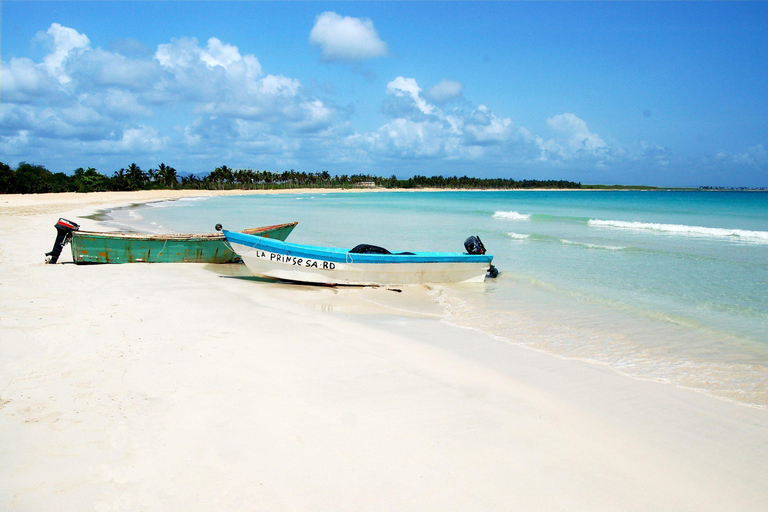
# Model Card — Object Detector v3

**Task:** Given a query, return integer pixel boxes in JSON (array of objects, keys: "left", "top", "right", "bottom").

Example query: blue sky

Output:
[{"left": 1, "top": 1, "right": 766, "bottom": 187}]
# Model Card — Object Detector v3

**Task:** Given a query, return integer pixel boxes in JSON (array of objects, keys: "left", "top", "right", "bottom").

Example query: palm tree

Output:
[
  {"left": 207, "top": 165, "right": 234, "bottom": 189},
  {"left": 125, "top": 163, "right": 147, "bottom": 190},
  {"left": 112, "top": 168, "right": 129, "bottom": 191},
  {"left": 156, "top": 163, "right": 178, "bottom": 189}
]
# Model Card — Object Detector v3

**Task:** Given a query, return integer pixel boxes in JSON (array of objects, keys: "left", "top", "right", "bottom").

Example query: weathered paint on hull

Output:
[
  {"left": 228, "top": 241, "right": 492, "bottom": 286},
  {"left": 71, "top": 222, "right": 297, "bottom": 264}
]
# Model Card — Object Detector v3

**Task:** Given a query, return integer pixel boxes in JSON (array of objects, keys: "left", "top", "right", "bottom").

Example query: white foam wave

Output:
[
  {"left": 147, "top": 197, "right": 209, "bottom": 208},
  {"left": 505, "top": 232, "right": 530, "bottom": 240},
  {"left": 494, "top": 211, "right": 531, "bottom": 221},
  {"left": 561, "top": 239, "right": 626, "bottom": 250},
  {"left": 145, "top": 201, "right": 174, "bottom": 208},
  {"left": 589, "top": 219, "right": 768, "bottom": 243}
]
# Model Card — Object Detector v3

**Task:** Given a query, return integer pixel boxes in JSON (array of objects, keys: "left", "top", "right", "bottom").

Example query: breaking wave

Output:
[
  {"left": 494, "top": 211, "right": 531, "bottom": 221},
  {"left": 561, "top": 239, "right": 627, "bottom": 251},
  {"left": 494, "top": 211, "right": 768, "bottom": 245},
  {"left": 589, "top": 219, "right": 768, "bottom": 244},
  {"left": 504, "top": 232, "right": 629, "bottom": 251}
]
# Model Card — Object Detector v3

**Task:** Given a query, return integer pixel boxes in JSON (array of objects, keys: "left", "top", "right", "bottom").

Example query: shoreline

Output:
[{"left": 2, "top": 190, "right": 768, "bottom": 510}]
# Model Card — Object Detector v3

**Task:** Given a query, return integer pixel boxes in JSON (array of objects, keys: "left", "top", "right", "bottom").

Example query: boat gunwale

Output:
[{"left": 73, "top": 222, "right": 298, "bottom": 242}]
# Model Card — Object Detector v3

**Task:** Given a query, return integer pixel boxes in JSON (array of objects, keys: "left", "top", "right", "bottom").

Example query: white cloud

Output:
[
  {"left": 1, "top": 101, "right": 101, "bottom": 140},
  {"left": 155, "top": 37, "right": 261, "bottom": 96},
  {"left": 81, "top": 89, "right": 153, "bottom": 118},
  {"left": 427, "top": 80, "right": 464, "bottom": 103},
  {"left": 153, "top": 37, "right": 318, "bottom": 125},
  {"left": 309, "top": 12, "right": 389, "bottom": 61},
  {"left": 118, "top": 126, "right": 167, "bottom": 152},
  {"left": 259, "top": 75, "right": 300, "bottom": 96},
  {"left": 40, "top": 23, "right": 90, "bottom": 84},
  {"left": 374, "top": 78, "right": 537, "bottom": 161},
  {"left": 540, "top": 113, "right": 608, "bottom": 160},
  {"left": 1, "top": 57, "right": 61, "bottom": 103},
  {"left": 386, "top": 76, "right": 435, "bottom": 116},
  {"left": 634, "top": 141, "right": 671, "bottom": 167},
  {"left": 0, "top": 129, "right": 32, "bottom": 158},
  {"left": 81, "top": 49, "right": 161, "bottom": 90},
  {"left": 200, "top": 38, "right": 244, "bottom": 69},
  {"left": 374, "top": 118, "right": 447, "bottom": 157},
  {"left": 1, "top": 24, "right": 341, "bottom": 171},
  {"left": 0, "top": 104, "right": 38, "bottom": 133},
  {"left": 463, "top": 105, "right": 515, "bottom": 146},
  {"left": 292, "top": 99, "right": 335, "bottom": 132},
  {"left": 738, "top": 144, "right": 768, "bottom": 169},
  {"left": 717, "top": 144, "right": 768, "bottom": 169},
  {"left": 547, "top": 113, "right": 606, "bottom": 152},
  {"left": 155, "top": 37, "right": 197, "bottom": 70}
]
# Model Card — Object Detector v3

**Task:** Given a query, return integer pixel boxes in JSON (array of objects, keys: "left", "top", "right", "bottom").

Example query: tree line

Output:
[{"left": 0, "top": 161, "right": 582, "bottom": 194}]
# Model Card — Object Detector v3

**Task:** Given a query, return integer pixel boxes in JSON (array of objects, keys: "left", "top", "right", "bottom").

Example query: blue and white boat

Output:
[{"left": 222, "top": 229, "right": 496, "bottom": 286}]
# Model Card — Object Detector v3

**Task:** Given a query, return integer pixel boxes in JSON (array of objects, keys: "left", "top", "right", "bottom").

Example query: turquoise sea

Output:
[{"left": 115, "top": 190, "right": 768, "bottom": 408}]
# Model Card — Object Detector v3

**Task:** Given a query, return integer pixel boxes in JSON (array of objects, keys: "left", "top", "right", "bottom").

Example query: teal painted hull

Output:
[{"left": 71, "top": 222, "right": 297, "bottom": 264}]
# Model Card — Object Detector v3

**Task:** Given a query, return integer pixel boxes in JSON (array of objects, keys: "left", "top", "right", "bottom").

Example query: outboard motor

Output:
[
  {"left": 464, "top": 235, "right": 486, "bottom": 255},
  {"left": 46, "top": 218, "right": 79, "bottom": 264},
  {"left": 464, "top": 235, "right": 498, "bottom": 278}
]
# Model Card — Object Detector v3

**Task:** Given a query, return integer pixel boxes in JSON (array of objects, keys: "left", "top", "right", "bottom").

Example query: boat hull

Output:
[
  {"left": 71, "top": 222, "right": 297, "bottom": 264},
  {"left": 225, "top": 231, "right": 493, "bottom": 286}
]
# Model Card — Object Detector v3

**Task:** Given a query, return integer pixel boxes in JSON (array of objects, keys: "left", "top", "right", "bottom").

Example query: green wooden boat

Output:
[{"left": 68, "top": 222, "right": 297, "bottom": 264}]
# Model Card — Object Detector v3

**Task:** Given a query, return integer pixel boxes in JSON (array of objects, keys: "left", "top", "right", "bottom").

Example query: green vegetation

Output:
[{"left": 0, "top": 161, "right": 585, "bottom": 193}]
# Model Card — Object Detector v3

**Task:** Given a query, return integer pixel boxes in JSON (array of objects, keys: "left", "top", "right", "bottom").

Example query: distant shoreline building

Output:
[{"left": 354, "top": 181, "right": 376, "bottom": 188}]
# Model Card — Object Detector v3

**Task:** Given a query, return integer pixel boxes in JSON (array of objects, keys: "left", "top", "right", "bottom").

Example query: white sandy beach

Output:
[{"left": 1, "top": 190, "right": 767, "bottom": 511}]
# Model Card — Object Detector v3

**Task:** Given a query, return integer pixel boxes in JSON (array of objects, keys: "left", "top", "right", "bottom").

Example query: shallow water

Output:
[{"left": 115, "top": 190, "right": 768, "bottom": 407}]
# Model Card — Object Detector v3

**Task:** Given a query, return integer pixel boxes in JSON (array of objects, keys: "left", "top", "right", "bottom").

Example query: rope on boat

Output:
[
  {"left": 225, "top": 234, "right": 260, "bottom": 257},
  {"left": 217, "top": 225, "right": 260, "bottom": 261},
  {"left": 222, "top": 238, "right": 241, "bottom": 255},
  {"left": 149, "top": 237, "right": 170, "bottom": 263}
]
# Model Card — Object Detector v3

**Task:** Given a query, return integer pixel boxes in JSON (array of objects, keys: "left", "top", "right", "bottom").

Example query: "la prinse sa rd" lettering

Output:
[{"left": 261, "top": 251, "right": 336, "bottom": 270}]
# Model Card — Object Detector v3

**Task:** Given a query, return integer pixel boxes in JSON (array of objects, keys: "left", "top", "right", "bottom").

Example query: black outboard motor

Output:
[
  {"left": 464, "top": 235, "right": 486, "bottom": 255},
  {"left": 46, "top": 218, "right": 80, "bottom": 264},
  {"left": 464, "top": 235, "right": 498, "bottom": 278}
]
